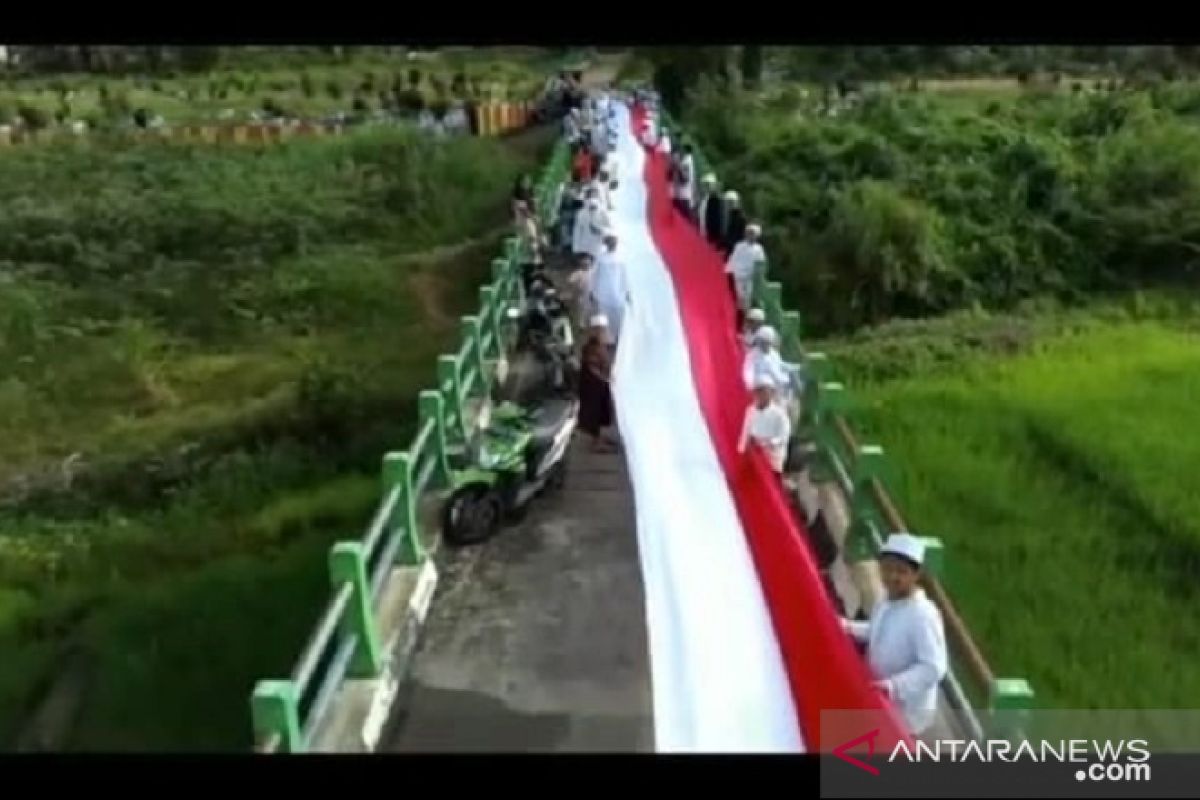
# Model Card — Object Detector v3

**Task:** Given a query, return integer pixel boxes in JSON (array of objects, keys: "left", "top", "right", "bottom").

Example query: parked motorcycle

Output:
[
  {"left": 441, "top": 396, "right": 579, "bottom": 546},
  {"left": 498, "top": 276, "right": 578, "bottom": 405}
]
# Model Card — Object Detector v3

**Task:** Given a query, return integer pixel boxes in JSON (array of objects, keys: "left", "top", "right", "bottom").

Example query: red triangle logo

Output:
[{"left": 832, "top": 728, "right": 881, "bottom": 775}]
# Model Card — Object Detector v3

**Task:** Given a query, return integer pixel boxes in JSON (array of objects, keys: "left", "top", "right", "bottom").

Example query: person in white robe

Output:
[
  {"left": 741, "top": 307, "right": 767, "bottom": 348},
  {"left": 572, "top": 194, "right": 601, "bottom": 262},
  {"left": 743, "top": 325, "right": 803, "bottom": 417},
  {"left": 738, "top": 374, "right": 791, "bottom": 477},
  {"left": 725, "top": 223, "right": 766, "bottom": 312},
  {"left": 841, "top": 533, "right": 948, "bottom": 737},
  {"left": 590, "top": 232, "right": 631, "bottom": 345}
]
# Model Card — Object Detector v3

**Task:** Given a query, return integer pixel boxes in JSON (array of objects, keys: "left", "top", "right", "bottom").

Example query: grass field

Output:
[
  {"left": 0, "top": 119, "right": 555, "bottom": 749},
  {"left": 823, "top": 300, "right": 1200, "bottom": 707}
]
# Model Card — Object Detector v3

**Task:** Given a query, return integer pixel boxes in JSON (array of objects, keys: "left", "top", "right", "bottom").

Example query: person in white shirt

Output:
[
  {"left": 672, "top": 143, "right": 697, "bottom": 220},
  {"left": 590, "top": 232, "right": 631, "bottom": 346},
  {"left": 573, "top": 193, "right": 610, "bottom": 263},
  {"left": 741, "top": 307, "right": 767, "bottom": 349},
  {"left": 744, "top": 325, "right": 803, "bottom": 417},
  {"left": 738, "top": 375, "right": 792, "bottom": 477},
  {"left": 841, "top": 533, "right": 948, "bottom": 737},
  {"left": 725, "top": 223, "right": 766, "bottom": 313}
]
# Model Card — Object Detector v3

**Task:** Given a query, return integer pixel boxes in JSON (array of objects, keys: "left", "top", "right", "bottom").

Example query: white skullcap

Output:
[
  {"left": 747, "top": 308, "right": 766, "bottom": 322},
  {"left": 753, "top": 325, "right": 779, "bottom": 346},
  {"left": 747, "top": 223, "right": 763, "bottom": 236},
  {"left": 724, "top": 190, "right": 740, "bottom": 202},
  {"left": 753, "top": 373, "right": 776, "bottom": 390},
  {"left": 702, "top": 172, "right": 717, "bottom": 184},
  {"left": 880, "top": 533, "right": 925, "bottom": 567},
  {"left": 589, "top": 314, "right": 609, "bottom": 328}
]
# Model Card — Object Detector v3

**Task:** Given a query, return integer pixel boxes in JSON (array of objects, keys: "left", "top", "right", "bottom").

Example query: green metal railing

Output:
[
  {"left": 249, "top": 138, "right": 572, "bottom": 754},
  {"left": 676, "top": 112, "right": 1035, "bottom": 742}
]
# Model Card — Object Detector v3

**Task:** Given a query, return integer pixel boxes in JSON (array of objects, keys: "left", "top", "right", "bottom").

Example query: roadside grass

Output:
[
  {"left": 0, "top": 118, "right": 552, "bottom": 747},
  {"left": 836, "top": 312, "right": 1200, "bottom": 708}
]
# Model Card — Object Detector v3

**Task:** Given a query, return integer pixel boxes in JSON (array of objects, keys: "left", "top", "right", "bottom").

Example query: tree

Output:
[
  {"left": 179, "top": 46, "right": 221, "bottom": 73},
  {"left": 643, "top": 46, "right": 731, "bottom": 115},
  {"left": 741, "top": 45, "right": 763, "bottom": 90}
]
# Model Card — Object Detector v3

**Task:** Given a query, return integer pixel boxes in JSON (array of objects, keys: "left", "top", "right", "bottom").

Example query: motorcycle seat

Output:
[{"left": 527, "top": 397, "right": 578, "bottom": 447}]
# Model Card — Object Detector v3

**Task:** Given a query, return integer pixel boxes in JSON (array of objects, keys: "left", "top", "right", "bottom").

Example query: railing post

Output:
[
  {"left": 989, "top": 678, "right": 1036, "bottom": 742},
  {"left": 763, "top": 281, "right": 783, "bottom": 326},
  {"left": 383, "top": 450, "right": 425, "bottom": 563},
  {"left": 802, "top": 352, "right": 830, "bottom": 427},
  {"left": 781, "top": 310, "right": 803, "bottom": 352},
  {"left": 810, "top": 381, "right": 847, "bottom": 483},
  {"left": 437, "top": 355, "right": 467, "bottom": 445},
  {"left": 462, "top": 316, "right": 488, "bottom": 393},
  {"left": 480, "top": 285, "right": 504, "bottom": 358},
  {"left": 916, "top": 536, "right": 945, "bottom": 578},
  {"left": 328, "top": 542, "right": 384, "bottom": 678},
  {"left": 848, "top": 444, "right": 890, "bottom": 562},
  {"left": 251, "top": 680, "right": 302, "bottom": 753}
]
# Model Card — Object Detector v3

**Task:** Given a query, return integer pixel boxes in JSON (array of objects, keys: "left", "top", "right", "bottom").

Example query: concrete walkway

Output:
[{"left": 382, "top": 437, "right": 653, "bottom": 752}]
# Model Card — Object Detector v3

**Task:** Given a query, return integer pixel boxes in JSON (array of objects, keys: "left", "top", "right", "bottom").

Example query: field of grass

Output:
[
  {"left": 823, "top": 300, "right": 1200, "bottom": 708},
  {"left": 0, "top": 118, "right": 554, "bottom": 748}
]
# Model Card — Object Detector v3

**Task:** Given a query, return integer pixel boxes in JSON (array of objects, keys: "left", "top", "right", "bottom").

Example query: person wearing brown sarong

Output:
[{"left": 578, "top": 314, "right": 618, "bottom": 453}]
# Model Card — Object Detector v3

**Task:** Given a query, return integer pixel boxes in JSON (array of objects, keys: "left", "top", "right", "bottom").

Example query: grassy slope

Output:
[
  {"left": 825, "top": 304, "right": 1200, "bottom": 707},
  {"left": 0, "top": 123, "right": 555, "bottom": 749}
]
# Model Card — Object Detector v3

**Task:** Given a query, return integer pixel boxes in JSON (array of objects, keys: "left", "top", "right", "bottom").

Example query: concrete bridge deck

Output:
[{"left": 382, "top": 437, "right": 653, "bottom": 752}]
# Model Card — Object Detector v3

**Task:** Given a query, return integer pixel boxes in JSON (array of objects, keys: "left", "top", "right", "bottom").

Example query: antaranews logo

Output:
[{"left": 832, "top": 730, "right": 1152, "bottom": 783}]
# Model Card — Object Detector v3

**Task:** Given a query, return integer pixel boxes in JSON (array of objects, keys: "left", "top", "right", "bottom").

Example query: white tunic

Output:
[
  {"left": 590, "top": 250, "right": 629, "bottom": 341},
  {"left": 738, "top": 401, "right": 791, "bottom": 473},
  {"left": 726, "top": 241, "right": 766, "bottom": 281},
  {"left": 572, "top": 204, "right": 611, "bottom": 260},
  {"left": 743, "top": 348, "right": 791, "bottom": 394},
  {"left": 846, "top": 589, "right": 948, "bottom": 735}
]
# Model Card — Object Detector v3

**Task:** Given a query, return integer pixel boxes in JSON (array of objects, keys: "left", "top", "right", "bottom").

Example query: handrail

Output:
[
  {"left": 249, "top": 131, "right": 572, "bottom": 753},
  {"left": 664, "top": 104, "right": 1034, "bottom": 737}
]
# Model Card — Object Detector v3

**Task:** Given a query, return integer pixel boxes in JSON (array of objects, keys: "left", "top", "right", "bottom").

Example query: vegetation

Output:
[
  {"left": 0, "top": 121, "right": 552, "bottom": 749},
  {"left": 646, "top": 48, "right": 1200, "bottom": 708},
  {"left": 682, "top": 75, "right": 1200, "bottom": 334},
  {"left": 0, "top": 48, "right": 549, "bottom": 129},
  {"left": 820, "top": 297, "right": 1200, "bottom": 708}
]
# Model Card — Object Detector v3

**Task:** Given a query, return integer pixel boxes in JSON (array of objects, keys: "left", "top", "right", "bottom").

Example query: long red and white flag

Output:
[{"left": 607, "top": 100, "right": 908, "bottom": 752}]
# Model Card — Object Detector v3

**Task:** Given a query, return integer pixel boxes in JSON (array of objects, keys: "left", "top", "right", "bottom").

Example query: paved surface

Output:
[{"left": 382, "top": 437, "right": 653, "bottom": 752}]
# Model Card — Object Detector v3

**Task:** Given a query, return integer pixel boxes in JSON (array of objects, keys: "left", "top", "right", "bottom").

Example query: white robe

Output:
[
  {"left": 726, "top": 241, "right": 766, "bottom": 307},
  {"left": 590, "top": 250, "right": 630, "bottom": 342},
  {"left": 572, "top": 204, "right": 610, "bottom": 260},
  {"left": 846, "top": 589, "right": 948, "bottom": 735}
]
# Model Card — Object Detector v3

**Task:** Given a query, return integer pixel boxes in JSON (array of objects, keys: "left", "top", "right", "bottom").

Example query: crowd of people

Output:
[{"left": 518, "top": 84, "right": 949, "bottom": 740}]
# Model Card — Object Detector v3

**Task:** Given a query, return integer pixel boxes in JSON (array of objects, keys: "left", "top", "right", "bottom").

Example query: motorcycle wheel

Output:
[{"left": 442, "top": 486, "right": 503, "bottom": 547}]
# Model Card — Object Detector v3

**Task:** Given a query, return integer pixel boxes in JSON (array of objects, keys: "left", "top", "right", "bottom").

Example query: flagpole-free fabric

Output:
[
  {"left": 628, "top": 101, "right": 910, "bottom": 752},
  {"left": 608, "top": 102, "right": 804, "bottom": 752}
]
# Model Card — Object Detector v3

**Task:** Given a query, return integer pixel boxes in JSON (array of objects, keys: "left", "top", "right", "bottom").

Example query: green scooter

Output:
[{"left": 441, "top": 396, "right": 579, "bottom": 547}]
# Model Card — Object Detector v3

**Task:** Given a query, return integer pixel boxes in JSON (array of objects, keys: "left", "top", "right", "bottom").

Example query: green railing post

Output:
[
  {"left": 437, "top": 355, "right": 467, "bottom": 445},
  {"left": 505, "top": 235, "right": 522, "bottom": 267},
  {"left": 480, "top": 285, "right": 504, "bottom": 358},
  {"left": 781, "top": 310, "right": 803, "bottom": 355},
  {"left": 383, "top": 450, "right": 425, "bottom": 563},
  {"left": 491, "top": 257, "right": 507, "bottom": 287},
  {"left": 916, "top": 536, "right": 945, "bottom": 578},
  {"left": 810, "top": 381, "right": 847, "bottom": 483},
  {"left": 462, "top": 316, "right": 488, "bottom": 394},
  {"left": 848, "top": 444, "right": 891, "bottom": 563},
  {"left": 251, "top": 680, "right": 302, "bottom": 753},
  {"left": 763, "top": 281, "right": 783, "bottom": 326},
  {"left": 329, "top": 542, "right": 384, "bottom": 678},
  {"left": 989, "top": 678, "right": 1035, "bottom": 742}
]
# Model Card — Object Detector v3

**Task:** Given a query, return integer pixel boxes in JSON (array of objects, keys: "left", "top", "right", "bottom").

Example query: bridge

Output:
[{"left": 249, "top": 92, "right": 1035, "bottom": 754}]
